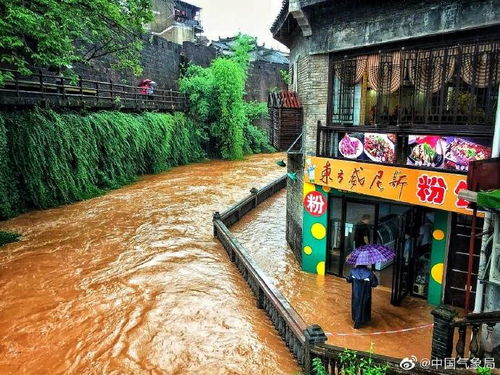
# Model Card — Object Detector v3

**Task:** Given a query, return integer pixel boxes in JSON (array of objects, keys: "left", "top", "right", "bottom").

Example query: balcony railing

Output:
[
  {"left": 330, "top": 40, "right": 499, "bottom": 130},
  {"left": 432, "top": 306, "right": 499, "bottom": 369}
]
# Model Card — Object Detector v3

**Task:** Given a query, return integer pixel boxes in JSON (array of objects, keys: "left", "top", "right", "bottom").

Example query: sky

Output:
[{"left": 187, "top": 0, "right": 288, "bottom": 52}]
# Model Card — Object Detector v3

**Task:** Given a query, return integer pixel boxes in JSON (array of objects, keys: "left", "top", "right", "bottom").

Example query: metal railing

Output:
[
  {"left": 0, "top": 68, "right": 186, "bottom": 112},
  {"left": 213, "top": 176, "right": 462, "bottom": 374}
]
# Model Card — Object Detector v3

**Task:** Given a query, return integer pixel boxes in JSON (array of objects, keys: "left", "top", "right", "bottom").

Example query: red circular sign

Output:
[{"left": 304, "top": 191, "right": 327, "bottom": 217}]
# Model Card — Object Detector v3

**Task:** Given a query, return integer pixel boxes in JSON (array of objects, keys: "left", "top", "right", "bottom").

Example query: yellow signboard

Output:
[{"left": 304, "top": 157, "right": 474, "bottom": 215}]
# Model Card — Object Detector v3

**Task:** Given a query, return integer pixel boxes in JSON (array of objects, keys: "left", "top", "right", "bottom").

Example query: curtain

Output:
[
  {"left": 366, "top": 52, "right": 401, "bottom": 93},
  {"left": 355, "top": 56, "right": 367, "bottom": 84},
  {"left": 334, "top": 56, "right": 367, "bottom": 85},
  {"left": 408, "top": 48, "right": 456, "bottom": 93},
  {"left": 461, "top": 43, "right": 500, "bottom": 88}
]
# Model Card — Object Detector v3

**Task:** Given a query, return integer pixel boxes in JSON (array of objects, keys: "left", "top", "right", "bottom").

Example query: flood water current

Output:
[
  {"left": 0, "top": 154, "right": 299, "bottom": 375},
  {"left": 232, "top": 191, "right": 433, "bottom": 360}
]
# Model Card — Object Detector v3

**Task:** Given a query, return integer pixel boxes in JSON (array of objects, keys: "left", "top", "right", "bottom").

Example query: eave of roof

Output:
[{"left": 270, "top": 0, "right": 289, "bottom": 36}]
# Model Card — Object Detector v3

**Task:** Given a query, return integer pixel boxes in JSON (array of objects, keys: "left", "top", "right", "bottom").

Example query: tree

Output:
[
  {"left": 0, "top": 0, "right": 153, "bottom": 85},
  {"left": 180, "top": 34, "right": 273, "bottom": 160}
]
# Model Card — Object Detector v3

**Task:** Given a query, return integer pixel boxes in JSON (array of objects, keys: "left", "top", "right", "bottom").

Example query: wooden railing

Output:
[
  {"left": 0, "top": 68, "right": 186, "bottom": 112},
  {"left": 213, "top": 177, "right": 462, "bottom": 374}
]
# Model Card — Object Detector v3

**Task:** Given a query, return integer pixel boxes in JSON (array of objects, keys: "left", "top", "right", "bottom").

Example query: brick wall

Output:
[
  {"left": 295, "top": 54, "right": 329, "bottom": 155},
  {"left": 284, "top": 54, "right": 329, "bottom": 261},
  {"left": 286, "top": 152, "right": 304, "bottom": 262}
]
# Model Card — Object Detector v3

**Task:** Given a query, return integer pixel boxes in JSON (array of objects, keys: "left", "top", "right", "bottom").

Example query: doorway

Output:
[
  {"left": 326, "top": 195, "right": 436, "bottom": 305},
  {"left": 326, "top": 197, "right": 376, "bottom": 277}
]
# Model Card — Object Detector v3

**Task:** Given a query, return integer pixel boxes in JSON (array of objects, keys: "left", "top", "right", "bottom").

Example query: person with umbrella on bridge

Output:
[{"left": 346, "top": 243, "right": 395, "bottom": 329}]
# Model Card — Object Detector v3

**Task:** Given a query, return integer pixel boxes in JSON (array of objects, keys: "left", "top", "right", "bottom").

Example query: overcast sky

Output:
[{"left": 187, "top": 0, "right": 287, "bottom": 51}]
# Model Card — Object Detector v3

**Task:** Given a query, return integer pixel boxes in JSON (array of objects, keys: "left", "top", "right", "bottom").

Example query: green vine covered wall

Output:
[{"left": 0, "top": 109, "right": 206, "bottom": 219}]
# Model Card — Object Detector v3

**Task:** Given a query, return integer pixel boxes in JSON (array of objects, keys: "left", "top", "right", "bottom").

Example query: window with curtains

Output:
[{"left": 330, "top": 41, "right": 500, "bottom": 129}]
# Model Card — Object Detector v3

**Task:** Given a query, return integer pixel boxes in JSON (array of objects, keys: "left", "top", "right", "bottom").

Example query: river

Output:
[{"left": 0, "top": 154, "right": 299, "bottom": 375}]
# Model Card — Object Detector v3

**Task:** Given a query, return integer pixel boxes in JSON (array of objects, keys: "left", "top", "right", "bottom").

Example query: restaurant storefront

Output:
[
  {"left": 295, "top": 38, "right": 498, "bottom": 308},
  {"left": 301, "top": 157, "right": 486, "bottom": 307}
]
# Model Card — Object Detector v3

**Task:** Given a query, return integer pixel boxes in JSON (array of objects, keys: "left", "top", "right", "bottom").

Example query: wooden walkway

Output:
[{"left": 0, "top": 69, "right": 186, "bottom": 112}]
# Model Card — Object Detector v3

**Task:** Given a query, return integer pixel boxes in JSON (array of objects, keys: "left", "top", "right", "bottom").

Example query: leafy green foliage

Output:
[
  {"left": 180, "top": 34, "right": 273, "bottom": 159},
  {"left": 0, "top": 230, "right": 20, "bottom": 247},
  {"left": 0, "top": 109, "right": 205, "bottom": 218},
  {"left": 312, "top": 358, "right": 328, "bottom": 375},
  {"left": 339, "top": 346, "right": 388, "bottom": 375},
  {"left": 0, "top": 114, "right": 20, "bottom": 217},
  {"left": 211, "top": 58, "right": 246, "bottom": 159},
  {"left": 476, "top": 367, "right": 492, "bottom": 375},
  {"left": 280, "top": 69, "right": 290, "bottom": 86},
  {"left": 231, "top": 34, "right": 256, "bottom": 72},
  {"left": 0, "top": 0, "right": 153, "bottom": 85}
]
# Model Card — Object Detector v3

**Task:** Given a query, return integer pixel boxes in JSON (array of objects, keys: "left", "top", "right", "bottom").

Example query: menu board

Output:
[
  {"left": 407, "top": 135, "right": 491, "bottom": 171},
  {"left": 338, "top": 132, "right": 397, "bottom": 164}
]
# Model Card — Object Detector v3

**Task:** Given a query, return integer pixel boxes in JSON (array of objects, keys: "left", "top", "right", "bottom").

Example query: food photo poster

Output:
[
  {"left": 338, "top": 132, "right": 397, "bottom": 164},
  {"left": 407, "top": 135, "right": 491, "bottom": 172}
]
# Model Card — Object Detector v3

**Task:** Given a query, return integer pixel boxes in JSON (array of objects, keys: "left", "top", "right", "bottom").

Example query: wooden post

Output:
[
  {"left": 60, "top": 75, "right": 66, "bottom": 101},
  {"left": 109, "top": 80, "right": 114, "bottom": 103},
  {"left": 79, "top": 76, "right": 83, "bottom": 97},
  {"left": 14, "top": 71, "right": 19, "bottom": 97},
  {"left": 303, "top": 325, "right": 327, "bottom": 375},
  {"left": 39, "top": 70, "right": 44, "bottom": 99}
]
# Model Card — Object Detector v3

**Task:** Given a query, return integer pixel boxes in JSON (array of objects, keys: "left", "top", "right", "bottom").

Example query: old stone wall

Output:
[
  {"left": 246, "top": 61, "right": 288, "bottom": 103},
  {"left": 182, "top": 42, "right": 216, "bottom": 68},
  {"left": 286, "top": 152, "right": 304, "bottom": 262},
  {"left": 247, "top": 60, "right": 288, "bottom": 133},
  {"left": 73, "top": 35, "right": 286, "bottom": 102},
  {"left": 74, "top": 35, "right": 183, "bottom": 89},
  {"left": 291, "top": 0, "right": 500, "bottom": 56}
]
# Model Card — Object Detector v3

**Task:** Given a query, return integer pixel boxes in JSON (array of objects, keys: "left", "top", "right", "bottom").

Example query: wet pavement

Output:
[
  {"left": 231, "top": 190, "right": 434, "bottom": 360},
  {"left": 0, "top": 154, "right": 299, "bottom": 375}
]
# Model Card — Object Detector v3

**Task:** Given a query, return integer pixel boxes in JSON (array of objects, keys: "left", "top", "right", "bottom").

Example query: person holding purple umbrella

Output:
[
  {"left": 346, "top": 228, "right": 395, "bottom": 329},
  {"left": 346, "top": 264, "right": 378, "bottom": 329}
]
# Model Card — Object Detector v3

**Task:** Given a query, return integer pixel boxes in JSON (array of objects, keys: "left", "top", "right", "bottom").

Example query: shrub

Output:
[
  {"left": 0, "top": 231, "right": 20, "bottom": 247},
  {"left": 180, "top": 34, "right": 274, "bottom": 160},
  {"left": 0, "top": 109, "right": 205, "bottom": 219}
]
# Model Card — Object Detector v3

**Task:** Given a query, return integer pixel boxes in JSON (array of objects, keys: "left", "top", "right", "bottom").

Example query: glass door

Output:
[
  {"left": 326, "top": 197, "right": 343, "bottom": 275},
  {"left": 390, "top": 209, "right": 416, "bottom": 305},
  {"left": 342, "top": 201, "right": 377, "bottom": 278}
]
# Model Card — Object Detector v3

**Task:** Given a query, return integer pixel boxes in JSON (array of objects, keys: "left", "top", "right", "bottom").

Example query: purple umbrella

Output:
[{"left": 346, "top": 244, "right": 395, "bottom": 266}]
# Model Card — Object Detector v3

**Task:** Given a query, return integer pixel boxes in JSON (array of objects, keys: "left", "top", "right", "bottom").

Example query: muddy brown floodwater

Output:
[
  {"left": 0, "top": 154, "right": 299, "bottom": 375},
  {"left": 232, "top": 191, "right": 434, "bottom": 360}
]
